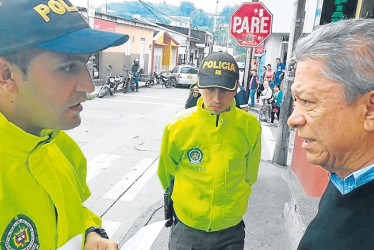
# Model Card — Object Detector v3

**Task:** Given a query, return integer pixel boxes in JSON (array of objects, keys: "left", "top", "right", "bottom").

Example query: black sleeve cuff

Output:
[{"left": 85, "top": 226, "right": 109, "bottom": 241}]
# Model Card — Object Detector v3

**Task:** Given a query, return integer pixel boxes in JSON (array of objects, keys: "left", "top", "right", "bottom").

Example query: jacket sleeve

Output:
[
  {"left": 245, "top": 122, "right": 261, "bottom": 186},
  {"left": 158, "top": 123, "right": 180, "bottom": 190},
  {"left": 55, "top": 132, "right": 102, "bottom": 229},
  {"left": 83, "top": 207, "right": 102, "bottom": 229}
]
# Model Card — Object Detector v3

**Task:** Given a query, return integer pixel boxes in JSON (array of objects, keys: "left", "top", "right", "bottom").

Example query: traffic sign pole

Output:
[{"left": 243, "top": 48, "right": 252, "bottom": 91}]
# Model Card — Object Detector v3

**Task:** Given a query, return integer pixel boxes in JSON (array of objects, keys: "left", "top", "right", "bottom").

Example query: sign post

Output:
[{"left": 230, "top": 2, "right": 272, "bottom": 90}]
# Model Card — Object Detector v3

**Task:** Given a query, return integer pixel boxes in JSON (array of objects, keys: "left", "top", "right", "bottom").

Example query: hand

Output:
[{"left": 84, "top": 232, "right": 118, "bottom": 250}]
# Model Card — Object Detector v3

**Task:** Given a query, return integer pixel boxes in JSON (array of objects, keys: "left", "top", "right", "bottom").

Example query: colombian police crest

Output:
[
  {"left": 1, "top": 214, "right": 40, "bottom": 250},
  {"left": 187, "top": 148, "right": 203, "bottom": 164}
]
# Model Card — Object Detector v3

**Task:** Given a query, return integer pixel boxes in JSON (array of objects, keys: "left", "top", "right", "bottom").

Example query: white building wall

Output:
[
  {"left": 261, "top": 0, "right": 318, "bottom": 34},
  {"left": 264, "top": 34, "right": 283, "bottom": 69},
  {"left": 257, "top": 0, "right": 318, "bottom": 69}
]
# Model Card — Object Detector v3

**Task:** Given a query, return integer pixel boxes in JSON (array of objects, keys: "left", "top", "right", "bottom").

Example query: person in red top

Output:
[{"left": 264, "top": 64, "right": 274, "bottom": 82}]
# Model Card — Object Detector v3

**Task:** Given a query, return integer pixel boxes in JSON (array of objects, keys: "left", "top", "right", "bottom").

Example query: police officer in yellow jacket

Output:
[
  {"left": 158, "top": 52, "right": 261, "bottom": 250},
  {"left": 0, "top": 0, "right": 128, "bottom": 249}
]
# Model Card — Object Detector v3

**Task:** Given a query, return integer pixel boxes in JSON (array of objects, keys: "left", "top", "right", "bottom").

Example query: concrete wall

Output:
[
  {"left": 100, "top": 21, "right": 154, "bottom": 76},
  {"left": 99, "top": 53, "right": 150, "bottom": 79},
  {"left": 263, "top": 34, "right": 284, "bottom": 69}
]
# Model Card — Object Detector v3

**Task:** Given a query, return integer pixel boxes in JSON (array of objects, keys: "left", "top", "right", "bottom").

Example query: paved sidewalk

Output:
[
  {"left": 120, "top": 160, "right": 292, "bottom": 250},
  {"left": 115, "top": 101, "right": 319, "bottom": 250},
  {"left": 118, "top": 104, "right": 309, "bottom": 250}
]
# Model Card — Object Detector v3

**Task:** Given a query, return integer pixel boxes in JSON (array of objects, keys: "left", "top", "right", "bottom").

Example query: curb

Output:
[
  {"left": 118, "top": 199, "right": 164, "bottom": 248},
  {"left": 281, "top": 168, "right": 320, "bottom": 249}
]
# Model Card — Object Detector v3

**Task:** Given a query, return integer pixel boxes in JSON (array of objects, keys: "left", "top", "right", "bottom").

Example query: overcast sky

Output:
[{"left": 70, "top": 0, "right": 246, "bottom": 14}]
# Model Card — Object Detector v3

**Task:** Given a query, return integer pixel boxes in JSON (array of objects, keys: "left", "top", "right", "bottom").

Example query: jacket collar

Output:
[{"left": 0, "top": 112, "right": 58, "bottom": 156}]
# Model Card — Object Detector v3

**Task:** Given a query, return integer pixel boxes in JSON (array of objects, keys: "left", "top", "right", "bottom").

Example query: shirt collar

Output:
[{"left": 330, "top": 164, "right": 374, "bottom": 195}]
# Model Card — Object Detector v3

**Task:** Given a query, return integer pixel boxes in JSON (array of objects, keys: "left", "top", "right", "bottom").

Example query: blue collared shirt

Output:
[{"left": 330, "top": 164, "right": 374, "bottom": 195}]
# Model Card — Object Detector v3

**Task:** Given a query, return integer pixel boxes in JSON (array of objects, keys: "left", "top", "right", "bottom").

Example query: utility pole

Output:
[
  {"left": 273, "top": 0, "right": 306, "bottom": 165},
  {"left": 211, "top": 0, "right": 219, "bottom": 53},
  {"left": 186, "top": 16, "right": 192, "bottom": 64},
  {"left": 87, "top": 0, "right": 94, "bottom": 78}
]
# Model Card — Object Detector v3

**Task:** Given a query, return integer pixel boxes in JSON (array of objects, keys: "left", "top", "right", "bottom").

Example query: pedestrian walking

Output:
[
  {"left": 0, "top": 0, "right": 128, "bottom": 249},
  {"left": 274, "top": 58, "right": 285, "bottom": 86},
  {"left": 271, "top": 85, "right": 283, "bottom": 124},
  {"left": 256, "top": 65, "right": 267, "bottom": 102},
  {"left": 259, "top": 81, "right": 273, "bottom": 123},
  {"left": 131, "top": 58, "right": 141, "bottom": 92},
  {"left": 249, "top": 69, "right": 260, "bottom": 107},
  {"left": 288, "top": 18, "right": 374, "bottom": 250},
  {"left": 158, "top": 52, "right": 261, "bottom": 250}
]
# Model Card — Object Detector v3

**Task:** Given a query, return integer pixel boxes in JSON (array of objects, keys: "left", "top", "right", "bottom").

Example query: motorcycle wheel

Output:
[
  {"left": 123, "top": 81, "right": 129, "bottom": 93},
  {"left": 98, "top": 86, "right": 108, "bottom": 98},
  {"left": 145, "top": 80, "right": 152, "bottom": 88},
  {"left": 169, "top": 78, "right": 177, "bottom": 88},
  {"left": 165, "top": 80, "right": 172, "bottom": 88}
]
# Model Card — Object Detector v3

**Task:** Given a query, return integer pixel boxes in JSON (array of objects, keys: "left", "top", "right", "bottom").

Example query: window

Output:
[
  {"left": 171, "top": 67, "right": 179, "bottom": 73},
  {"left": 125, "top": 39, "right": 131, "bottom": 56},
  {"left": 181, "top": 67, "right": 197, "bottom": 74},
  {"left": 180, "top": 67, "right": 191, "bottom": 73}
]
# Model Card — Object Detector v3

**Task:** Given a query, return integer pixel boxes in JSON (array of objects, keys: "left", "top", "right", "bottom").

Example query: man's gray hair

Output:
[{"left": 293, "top": 18, "right": 374, "bottom": 103}]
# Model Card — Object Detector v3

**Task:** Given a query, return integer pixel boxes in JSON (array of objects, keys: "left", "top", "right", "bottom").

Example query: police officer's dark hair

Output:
[{"left": 1, "top": 47, "right": 44, "bottom": 79}]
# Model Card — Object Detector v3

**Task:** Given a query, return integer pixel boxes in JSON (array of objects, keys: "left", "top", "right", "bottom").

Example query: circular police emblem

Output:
[
  {"left": 1, "top": 214, "right": 40, "bottom": 250},
  {"left": 187, "top": 148, "right": 203, "bottom": 164}
]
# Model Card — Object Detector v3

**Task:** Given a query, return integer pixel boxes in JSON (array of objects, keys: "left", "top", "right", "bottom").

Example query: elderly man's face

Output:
[{"left": 288, "top": 59, "right": 366, "bottom": 177}]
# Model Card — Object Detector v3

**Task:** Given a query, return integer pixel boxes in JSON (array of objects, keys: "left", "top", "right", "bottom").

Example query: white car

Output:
[{"left": 170, "top": 65, "right": 198, "bottom": 87}]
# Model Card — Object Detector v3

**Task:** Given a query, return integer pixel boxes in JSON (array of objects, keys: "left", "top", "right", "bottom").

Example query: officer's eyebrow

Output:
[{"left": 58, "top": 54, "right": 90, "bottom": 63}]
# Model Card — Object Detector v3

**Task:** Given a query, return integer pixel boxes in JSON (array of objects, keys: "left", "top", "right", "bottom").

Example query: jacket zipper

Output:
[{"left": 216, "top": 114, "right": 220, "bottom": 127}]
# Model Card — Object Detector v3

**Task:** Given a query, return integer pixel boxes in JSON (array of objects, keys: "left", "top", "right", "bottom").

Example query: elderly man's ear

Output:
[
  {"left": 364, "top": 91, "right": 374, "bottom": 132},
  {"left": 0, "top": 59, "right": 18, "bottom": 93}
]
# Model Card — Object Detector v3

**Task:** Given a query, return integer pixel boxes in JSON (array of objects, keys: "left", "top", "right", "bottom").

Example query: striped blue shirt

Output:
[{"left": 330, "top": 164, "right": 374, "bottom": 195}]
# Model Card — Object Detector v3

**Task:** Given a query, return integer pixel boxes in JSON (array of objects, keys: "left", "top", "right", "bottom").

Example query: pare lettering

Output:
[{"left": 34, "top": 0, "right": 78, "bottom": 22}]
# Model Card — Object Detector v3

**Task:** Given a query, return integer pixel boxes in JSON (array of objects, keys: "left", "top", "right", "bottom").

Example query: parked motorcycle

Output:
[
  {"left": 98, "top": 65, "right": 122, "bottom": 98},
  {"left": 122, "top": 69, "right": 136, "bottom": 93},
  {"left": 145, "top": 71, "right": 172, "bottom": 88}
]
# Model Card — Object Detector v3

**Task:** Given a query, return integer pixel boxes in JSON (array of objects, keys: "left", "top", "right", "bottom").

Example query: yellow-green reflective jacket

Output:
[
  {"left": 0, "top": 113, "right": 101, "bottom": 249},
  {"left": 158, "top": 97, "right": 261, "bottom": 232}
]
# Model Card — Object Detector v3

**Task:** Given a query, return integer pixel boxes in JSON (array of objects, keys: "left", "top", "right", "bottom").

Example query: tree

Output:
[{"left": 179, "top": 1, "right": 195, "bottom": 16}]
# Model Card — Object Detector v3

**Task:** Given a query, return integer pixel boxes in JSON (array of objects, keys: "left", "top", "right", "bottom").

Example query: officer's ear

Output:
[{"left": 0, "top": 58, "right": 18, "bottom": 93}]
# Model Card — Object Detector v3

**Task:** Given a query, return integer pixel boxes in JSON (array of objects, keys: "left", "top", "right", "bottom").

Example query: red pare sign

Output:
[{"left": 230, "top": 2, "right": 273, "bottom": 47}]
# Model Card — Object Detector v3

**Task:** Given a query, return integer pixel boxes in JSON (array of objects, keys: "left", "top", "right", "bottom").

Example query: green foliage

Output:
[
  {"left": 105, "top": 1, "right": 244, "bottom": 55},
  {"left": 179, "top": 1, "right": 194, "bottom": 16},
  {"left": 105, "top": 1, "right": 240, "bottom": 31}
]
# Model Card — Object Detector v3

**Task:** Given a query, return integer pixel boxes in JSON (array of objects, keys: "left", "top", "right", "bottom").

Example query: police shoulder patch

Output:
[
  {"left": 187, "top": 148, "right": 203, "bottom": 164},
  {"left": 1, "top": 214, "right": 40, "bottom": 250}
]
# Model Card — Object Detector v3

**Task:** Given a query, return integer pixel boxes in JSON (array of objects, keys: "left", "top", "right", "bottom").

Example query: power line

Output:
[{"left": 137, "top": 0, "right": 166, "bottom": 24}]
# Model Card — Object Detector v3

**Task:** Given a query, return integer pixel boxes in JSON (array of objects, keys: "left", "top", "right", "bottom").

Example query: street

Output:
[{"left": 66, "top": 84, "right": 293, "bottom": 249}]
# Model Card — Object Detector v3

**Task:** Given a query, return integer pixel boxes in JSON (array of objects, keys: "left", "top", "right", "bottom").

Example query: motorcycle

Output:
[
  {"left": 122, "top": 69, "right": 136, "bottom": 93},
  {"left": 145, "top": 71, "right": 172, "bottom": 88},
  {"left": 98, "top": 65, "right": 122, "bottom": 98}
]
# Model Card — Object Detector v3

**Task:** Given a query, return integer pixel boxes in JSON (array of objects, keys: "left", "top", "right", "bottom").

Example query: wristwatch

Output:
[{"left": 85, "top": 226, "right": 109, "bottom": 241}]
